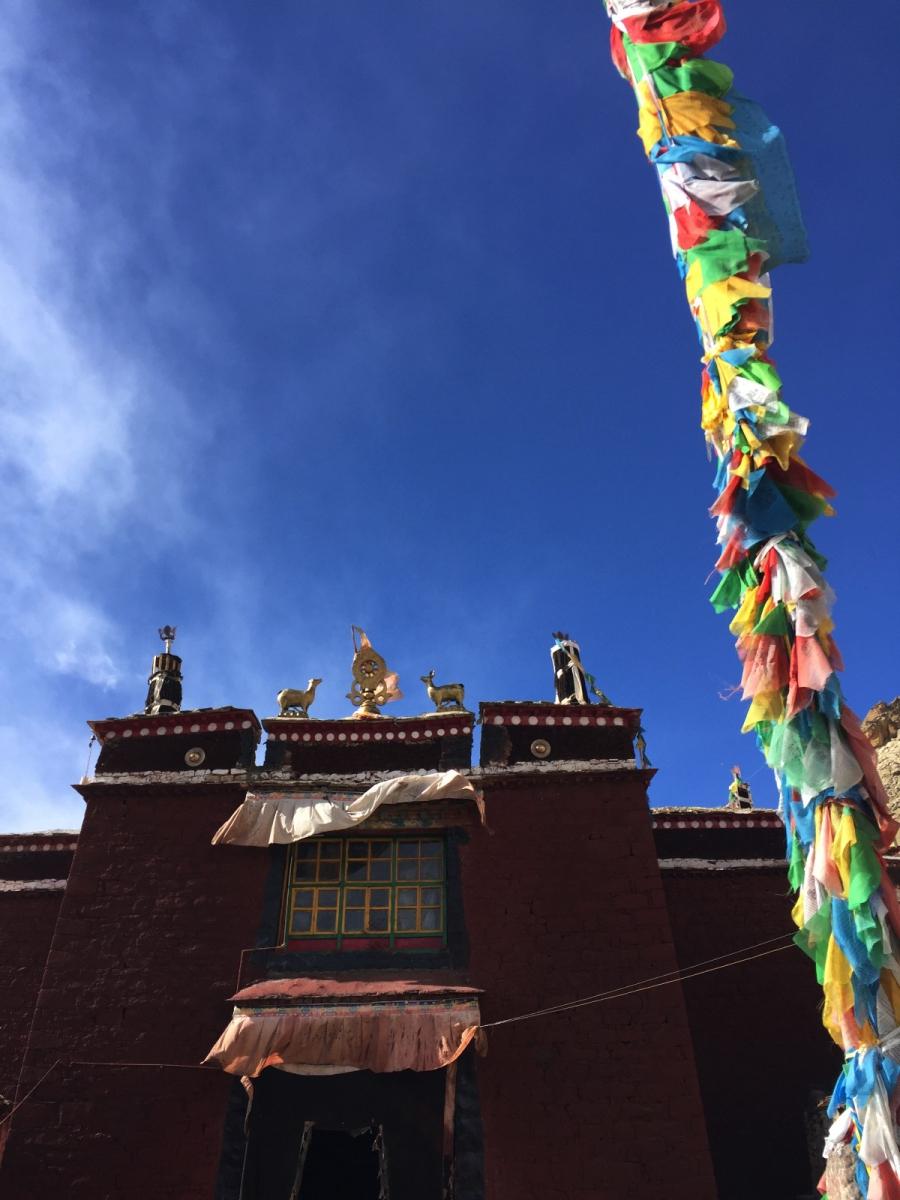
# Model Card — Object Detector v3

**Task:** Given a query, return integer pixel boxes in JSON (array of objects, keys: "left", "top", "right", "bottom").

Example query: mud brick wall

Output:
[
  {"left": 663, "top": 867, "right": 840, "bottom": 1200},
  {"left": 459, "top": 775, "right": 718, "bottom": 1200},
  {"left": 0, "top": 784, "right": 272, "bottom": 1200},
  {"left": 0, "top": 891, "right": 64, "bottom": 1103}
]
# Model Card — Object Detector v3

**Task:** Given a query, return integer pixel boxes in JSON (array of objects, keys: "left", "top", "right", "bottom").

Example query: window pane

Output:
[
  {"left": 397, "top": 888, "right": 417, "bottom": 906},
  {"left": 317, "top": 890, "right": 338, "bottom": 908},
  {"left": 295, "top": 861, "right": 317, "bottom": 881},
  {"left": 296, "top": 844, "right": 318, "bottom": 861},
  {"left": 315, "top": 910, "right": 337, "bottom": 933},
  {"left": 397, "top": 842, "right": 418, "bottom": 857},
  {"left": 318, "top": 863, "right": 340, "bottom": 881},
  {"left": 420, "top": 859, "right": 442, "bottom": 880},
  {"left": 422, "top": 908, "right": 441, "bottom": 930},
  {"left": 344, "top": 909, "right": 364, "bottom": 933},
  {"left": 370, "top": 842, "right": 391, "bottom": 859},
  {"left": 397, "top": 860, "right": 418, "bottom": 881},
  {"left": 421, "top": 887, "right": 441, "bottom": 906},
  {"left": 345, "top": 889, "right": 365, "bottom": 907},
  {"left": 290, "top": 910, "right": 312, "bottom": 934},
  {"left": 320, "top": 842, "right": 342, "bottom": 860},
  {"left": 294, "top": 890, "right": 314, "bottom": 909},
  {"left": 346, "top": 861, "right": 367, "bottom": 881},
  {"left": 369, "top": 889, "right": 389, "bottom": 908},
  {"left": 369, "top": 860, "right": 391, "bottom": 881},
  {"left": 347, "top": 842, "right": 368, "bottom": 859},
  {"left": 368, "top": 910, "right": 388, "bottom": 932},
  {"left": 396, "top": 909, "right": 417, "bottom": 931}
]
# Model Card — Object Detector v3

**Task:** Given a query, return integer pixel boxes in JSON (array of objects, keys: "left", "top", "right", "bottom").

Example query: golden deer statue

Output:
[
  {"left": 276, "top": 678, "right": 322, "bottom": 718},
  {"left": 420, "top": 669, "right": 466, "bottom": 712}
]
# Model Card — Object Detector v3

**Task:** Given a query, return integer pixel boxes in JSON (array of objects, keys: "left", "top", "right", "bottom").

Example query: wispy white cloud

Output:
[{"left": 0, "top": 2, "right": 228, "bottom": 828}]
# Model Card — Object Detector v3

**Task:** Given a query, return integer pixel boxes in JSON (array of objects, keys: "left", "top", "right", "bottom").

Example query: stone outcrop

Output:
[{"left": 863, "top": 698, "right": 900, "bottom": 832}]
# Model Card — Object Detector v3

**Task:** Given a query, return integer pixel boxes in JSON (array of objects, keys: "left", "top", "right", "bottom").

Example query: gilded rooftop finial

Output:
[
  {"left": 145, "top": 625, "right": 182, "bottom": 715},
  {"left": 347, "top": 627, "right": 401, "bottom": 718}
]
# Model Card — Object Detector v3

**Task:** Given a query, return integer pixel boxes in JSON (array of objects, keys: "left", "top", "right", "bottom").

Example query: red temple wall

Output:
[
  {"left": 0, "top": 891, "right": 63, "bottom": 1103},
  {"left": 0, "top": 785, "right": 271, "bottom": 1199},
  {"left": 662, "top": 867, "right": 840, "bottom": 1200},
  {"left": 459, "top": 776, "right": 718, "bottom": 1200}
]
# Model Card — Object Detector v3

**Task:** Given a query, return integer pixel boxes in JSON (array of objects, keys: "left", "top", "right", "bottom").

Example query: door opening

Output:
[{"left": 294, "top": 1125, "right": 383, "bottom": 1200}]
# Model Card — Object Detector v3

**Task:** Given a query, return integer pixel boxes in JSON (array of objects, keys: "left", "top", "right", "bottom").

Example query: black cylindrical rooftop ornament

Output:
[
  {"left": 550, "top": 632, "right": 589, "bottom": 705},
  {"left": 145, "top": 625, "right": 183, "bottom": 715}
]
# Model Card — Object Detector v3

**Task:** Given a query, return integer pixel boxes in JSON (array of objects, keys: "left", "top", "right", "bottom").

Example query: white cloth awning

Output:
[{"left": 211, "top": 770, "right": 481, "bottom": 846}]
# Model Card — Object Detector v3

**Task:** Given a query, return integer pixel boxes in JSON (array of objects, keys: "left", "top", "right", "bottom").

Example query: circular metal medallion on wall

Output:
[
  {"left": 530, "top": 738, "right": 551, "bottom": 759},
  {"left": 184, "top": 747, "right": 206, "bottom": 767}
]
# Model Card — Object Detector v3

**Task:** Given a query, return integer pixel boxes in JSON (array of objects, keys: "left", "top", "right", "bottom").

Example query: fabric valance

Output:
[
  {"left": 211, "top": 770, "right": 480, "bottom": 846},
  {"left": 203, "top": 978, "right": 484, "bottom": 1077}
]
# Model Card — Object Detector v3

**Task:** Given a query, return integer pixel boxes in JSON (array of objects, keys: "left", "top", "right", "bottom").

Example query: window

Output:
[{"left": 287, "top": 837, "right": 445, "bottom": 942}]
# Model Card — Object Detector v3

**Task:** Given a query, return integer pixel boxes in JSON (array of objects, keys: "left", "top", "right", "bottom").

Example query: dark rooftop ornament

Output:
[
  {"left": 551, "top": 632, "right": 612, "bottom": 706},
  {"left": 144, "top": 625, "right": 183, "bottom": 716}
]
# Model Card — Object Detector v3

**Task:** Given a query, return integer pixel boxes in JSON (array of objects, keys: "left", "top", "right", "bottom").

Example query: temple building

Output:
[{"left": 0, "top": 633, "right": 846, "bottom": 1199}]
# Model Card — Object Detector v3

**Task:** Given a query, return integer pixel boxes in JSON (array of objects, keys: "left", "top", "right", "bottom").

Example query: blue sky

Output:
[{"left": 0, "top": 0, "right": 896, "bottom": 831}]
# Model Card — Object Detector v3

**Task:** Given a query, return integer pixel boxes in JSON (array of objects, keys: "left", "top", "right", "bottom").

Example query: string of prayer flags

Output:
[{"left": 600, "top": 2, "right": 899, "bottom": 1194}]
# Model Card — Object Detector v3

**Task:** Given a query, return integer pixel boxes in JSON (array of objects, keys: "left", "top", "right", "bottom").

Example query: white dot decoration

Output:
[
  {"left": 528, "top": 716, "right": 538, "bottom": 726},
  {"left": 190, "top": 724, "right": 200, "bottom": 733},
  {"left": 173, "top": 726, "right": 183, "bottom": 735},
  {"left": 450, "top": 727, "right": 458, "bottom": 736},
  {"left": 511, "top": 716, "right": 521, "bottom": 725},
  {"left": 290, "top": 733, "right": 299, "bottom": 742},
  {"left": 462, "top": 726, "right": 471, "bottom": 734},
  {"left": 350, "top": 733, "right": 358, "bottom": 741},
  {"left": 613, "top": 717, "right": 624, "bottom": 726},
  {"left": 579, "top": 717, "right": 590, "bottom": 726},
  {"left": 303, "top": 733, "right": 312, "bottom": 742},
  {"left": 436, "top": 728, "right": 445, "bottom": 737},
  {"left": 424, "top": 729, "right": 433, "bottom": 738},
  {"left": 241, "top": 720, "right": 252, "bottom": 730},
  {"left": 597, "top": 717, "right": 608, "bottom": 726},
  {"left": 493, "top": 716, "right": 504, "bottom": 725},
  {"left": 338, "top": 732, "right": 347, "bottom": 741},
  {"left": 374, "top": 733, "right": 382, "bottom": 741},
  {"left": 562, "top": 717, "right": 572, "bottom": 726},
  {"left": 208, "top": 723, "right": 218, "bottom": 732},
  {"left": 362, "top": 732, "right": 370, "bottom": 741},
  {"left": 123, "top": 729, "right": 132, "bottom": 738},
  {"left": 140, "top": 728, "right": 150, "bottom": 737},
  {"left": 314, "top": 733, "right": 323, "bottom": 742},
  {"left": 224, "top": 721, "right": 234, "bottom": 730},
  {"left": 410, "top": 732, "right": 418, "bottom": 740},
  {"left": 105, "top": 731, "right": 115, "bottom": 740},
  {"left": 326, "top": 733, "right": 335, "bottom": 742},
  {"left": 386, "top": 732, "right": 394, "bottom": 740},
  {"left": 279, "top": 733, "right": 287, "bottom": 741},
  {"left": 545, "top": 717, "right": 555, "bottom": 726},
  {"left": 156, "top": 727, "right": 166, "bottom": 736}
]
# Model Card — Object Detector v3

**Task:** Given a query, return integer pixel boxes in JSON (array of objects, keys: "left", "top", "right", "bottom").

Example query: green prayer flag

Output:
[
  {"left": 848, "top": 814, "right": 883, "bottom": 910},
  {"left": 738, "top": 359, "right": 782, "bottom": 394},
  {"left": 788, "top": 833, "right": 804, "bottom": 892},
  {"left": 685, "top": 229, "right": 767, "bottom": 288},
  {"left": 650, "top": 59, "right": 734, "bottom": 99},
  {"left": 794, "top": 896, "right": 832, "bottom": 986},
  {"left": 778, "top": 483, "right": 828, "bottom": 527},
  {"left": 623, "top": 36, "right": 682, "bottom": 75},
  {"left": 710, "top": 568, "right": 742, "bottom": 612},
  {"left": 752, "top": 602, "right": 791, "bottom": 636}
]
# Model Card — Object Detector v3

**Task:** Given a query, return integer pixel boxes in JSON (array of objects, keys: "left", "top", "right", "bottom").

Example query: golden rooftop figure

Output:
[
  {"left": 420, "top": 668, "right": 467, "bottom": 713},
  {"left": 276, "top": 678, "right": 322, "bottom": 718},
  {"left": 346, "top": 627, "right": 401, "bottom": 718}
]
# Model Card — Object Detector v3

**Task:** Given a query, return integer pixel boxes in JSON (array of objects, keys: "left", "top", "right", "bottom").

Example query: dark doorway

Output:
[
  {"left": 239, "top": 1068, "right": 444, "bottom": 1200},
  {"left": 296, "top": 1127, "right": 381, "bottom": 1199}
]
